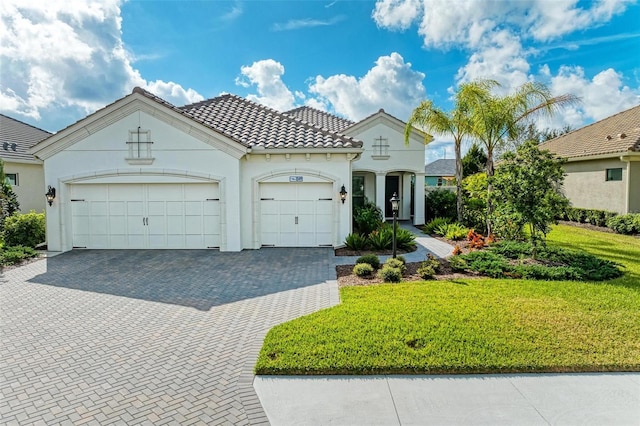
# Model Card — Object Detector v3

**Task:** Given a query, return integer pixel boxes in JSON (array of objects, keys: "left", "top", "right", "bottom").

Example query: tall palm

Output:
[
  {"left": 461, "top": 80, "right": 579, "bottom": 234},
  {"left": 404, "top": 90, "right": 474, "bottom": 223}
]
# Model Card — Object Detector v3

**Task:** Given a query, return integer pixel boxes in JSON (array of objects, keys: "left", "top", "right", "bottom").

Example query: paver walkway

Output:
[{"left": 0, "top": 249, "right": 339, "bottom": 425}]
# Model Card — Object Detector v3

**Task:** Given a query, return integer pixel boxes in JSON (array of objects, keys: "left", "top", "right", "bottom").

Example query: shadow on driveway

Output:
[{"left": 28, "top": 248, "right": 335, "bottom": 311}]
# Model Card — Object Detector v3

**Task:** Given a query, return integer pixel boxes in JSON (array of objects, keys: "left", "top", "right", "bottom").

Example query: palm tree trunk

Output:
[
  {"left": 485, "top": 150, "right": 494, "bottom": 235},
  {"left": 455, "top": 141, "right": 463, "bottom": 223}
]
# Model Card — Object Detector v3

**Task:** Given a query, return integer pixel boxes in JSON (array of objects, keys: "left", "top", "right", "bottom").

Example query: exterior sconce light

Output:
[
  {"left": 45, "top": 185, "right": 56, "bottom": 206},
  {"left": 390, "top": 192, "right": 400, "bottom": 258},
  {"left": 339, "top": 185, "right": 348, "bottom": 204}
]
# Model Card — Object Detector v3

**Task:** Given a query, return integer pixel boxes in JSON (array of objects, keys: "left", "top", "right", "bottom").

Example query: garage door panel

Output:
[
  {"left": 185, "top": 201, "right": 203, "bottom": 215},
  {"left": 166, "top": 201, "right": 183, "bottom": 215},
  {"left": 109, "top": 216, "right": 126, "bottom": 234},
  {"left": 108, "top": 201, "right": 126, "bottom": 216},
  {"left": 203, "top": 201, "right": 219, "bottom": 215},
  {"left": 127, "top": 202, "right": 144, "bottom": 216},
  {"left": 147, "top": 201, "right": 167, "bottom": 216},
  {"left": 90, "top": 202, "right": 108, "bottom": 216}
]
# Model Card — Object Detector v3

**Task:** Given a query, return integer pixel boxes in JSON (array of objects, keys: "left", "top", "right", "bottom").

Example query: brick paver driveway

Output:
[{"left": 1, "top": 249, "right": 339, "bottom": 425}]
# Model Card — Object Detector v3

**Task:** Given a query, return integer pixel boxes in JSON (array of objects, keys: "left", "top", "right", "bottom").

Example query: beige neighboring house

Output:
[
  {"left": 539, "top": 105, "right": 640, "bottom": 214},
  {"left": 0, "top": 114, "right": 51, "bottom": 213}
]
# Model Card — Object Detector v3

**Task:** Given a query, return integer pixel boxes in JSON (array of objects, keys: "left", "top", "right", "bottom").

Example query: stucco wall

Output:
[
  {"left": 42, "top": 110, "right": 242, "bottom": 252},
  {"left": 562, "top": 158, "right": 628, "bottom": 214},
  {"left": 240, "top": 153, "right": 353, "bottom": 248},
  {"left": 628, "top": 160, "right": 640, "bottom": 213},
  {"left": 4, "top": 161, "right": 45, "bottom": 213}
]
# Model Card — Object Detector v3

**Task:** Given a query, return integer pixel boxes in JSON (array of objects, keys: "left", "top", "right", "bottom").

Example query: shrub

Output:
[
  {"left": 384, "top": 257, "right": 406, "bottom": 273},
  {"left": 2, "top": 211, "right": 45, "bottom": 248},
  {"left": 445, "top": 223, "right": 468, "bottom": 241},
  {"left": 356, "top": 253, "right": 380, "bottom": 270},
  {"left": 344, "top": 233, "right": 369, "bottom": 251},
  {"left": 353, "top": 263, "right": 374, "bottom": 277},
  {"left": 512, "top": 264, "right": 581, "bottom": 281},
  {"left": 447, "top": 256, "right": 467, "bottom": 272},
  {"left": 424, "top": 253, "right": 440, "bottom": 272},
  {"left": 417, "top": 264, "right": 436, "bottom": 280},
  {"left": 0, "top": 245, "right": 38, "bottom": 266},
  {"left": 395, "top": 227, "right": 417, "bottom": 250},
  {"left": 377, "top": 265, "right": 402, "bottom": 283},
  {"left": 452, "top": 245, "right": 462, "bottom": 256},
  {"left": 425, "top": 189, "right": 457, "bottom": 221},
  {"left": 607, "top": 214, "right": 640, "bottom": 235},
  {"left": 492, "top": 211, "right": 525, "bottom": 241},
  {"left": 368, "top": 227, "right": 393, "bottom": 250},
  {"left": 460, "top": 251, "right": 510, "bottom": 278},
  {"left": 467, "top": 229, "right": 486, "bottom": 250},
  {"left": 423, "top": 217, "right": 451, "bottom": 235},
  {"left": 490, "top": 241, "right": 532, "bottom": 259},
  {"left": 354, "top": 200, "right": 383, "bottom": 235}
]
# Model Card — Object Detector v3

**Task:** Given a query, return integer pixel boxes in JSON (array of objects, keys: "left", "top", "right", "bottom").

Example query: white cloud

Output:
[
  {"left": 308, "top": 52, "right": 426, "bottom": 121},
  {"left": 235, "top": 59, "right": 297, "bottom": 111},
  {"left": 372, "top": 0, "right": 422, "bottom": 31},
  {"left": 424, "top": 137, "right": 456, "bottom": 164},
  {"left": 271, "top": 16, "right": 345, "bottom": 31},
  {"left": 0, "top": 0, "right": 202, "bottom": 128}
]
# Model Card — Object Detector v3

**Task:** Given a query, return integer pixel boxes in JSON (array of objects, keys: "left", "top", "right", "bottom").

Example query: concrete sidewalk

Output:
[{"left": 255, "top": 373, "right": 640, "bottom": 425}]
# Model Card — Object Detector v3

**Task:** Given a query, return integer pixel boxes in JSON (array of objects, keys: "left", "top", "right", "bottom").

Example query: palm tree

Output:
[
  {"left": 461, "top": 80, "right": 579, "bottom": 234},
  {"left": 404, "top": 88, "right": 475, "bottom": 223}
]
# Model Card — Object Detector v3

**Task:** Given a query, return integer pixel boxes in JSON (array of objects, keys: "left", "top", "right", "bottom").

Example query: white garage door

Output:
[
  {"left": 260, "top": 182, "right": 334, "bottom": 247},
  {"left": 71, "top": 183, "right": 221, "bottom": 249}
]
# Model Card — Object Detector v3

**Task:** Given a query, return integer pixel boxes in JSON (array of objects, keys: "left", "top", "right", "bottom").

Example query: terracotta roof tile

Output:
[
  {"left": 284, "top": 106, "right": 354, "bottom": 133},
  {"left": 180, "top": 95, "right": 362, "bottom": 149},
  {"left": 540, "top": 104, "right": 640, "bottom": 159},
  {"left": 0, "top": 114, "right": 51, "bottom": 162}
]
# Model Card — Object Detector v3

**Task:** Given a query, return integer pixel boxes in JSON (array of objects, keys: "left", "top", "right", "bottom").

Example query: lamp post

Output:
[{"left": 390, "top": 192, "right": 399, "bottom": 258}]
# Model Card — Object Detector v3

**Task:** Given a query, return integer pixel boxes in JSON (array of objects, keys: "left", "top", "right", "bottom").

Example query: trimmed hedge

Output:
[{"left": 560, "top": 207, "right": 639, "bottom": 235}]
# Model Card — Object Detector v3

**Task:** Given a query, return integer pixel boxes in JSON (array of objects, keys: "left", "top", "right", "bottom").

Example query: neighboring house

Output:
[
  {"left": 0, "top": 114, "right": 51, "bottom": 213},
  {"left": 424, "top": 159, "right": 456, "bottom": 187},
  {"left": 286, "top": 107, "right": 428, "bottom": 221},
  {"left": 539, "top": 104, "right": 640, "bottom": 214},
  {"left": 29, "top": 88, "right": 428, "bottom": 252}
]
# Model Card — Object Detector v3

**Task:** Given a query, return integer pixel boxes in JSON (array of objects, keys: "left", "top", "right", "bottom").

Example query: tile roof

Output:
[
  {"left": 284, "top": 106, "right": 354, "bottom": 133},
  {"left": 0, "top": 114, "right": 51, "bottom": 162},
  {"left": 539, "top": 104, "right": 640, "bottom": 159},
  {"left": 425, "top": 159, "right": 456, "bottom": 176}
]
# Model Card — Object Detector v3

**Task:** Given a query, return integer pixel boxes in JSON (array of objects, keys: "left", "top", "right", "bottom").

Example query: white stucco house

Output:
[{"left": 29, "top": 88, "right": 429, "bottom": 252}]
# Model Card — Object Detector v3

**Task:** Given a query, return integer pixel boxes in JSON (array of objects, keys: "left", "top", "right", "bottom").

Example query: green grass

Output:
[{"left": 256, "top": 225, "right": 640, "bottom": 375}]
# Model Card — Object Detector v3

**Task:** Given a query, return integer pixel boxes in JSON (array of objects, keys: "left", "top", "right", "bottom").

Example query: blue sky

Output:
[{"left": 1, "top": 0, "right": 639, "bottom": 162}]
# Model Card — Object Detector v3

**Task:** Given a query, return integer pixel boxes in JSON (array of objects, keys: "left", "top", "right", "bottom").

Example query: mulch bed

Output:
[{"left": 334, "top": 245, "right": 417, "bottom": 257}]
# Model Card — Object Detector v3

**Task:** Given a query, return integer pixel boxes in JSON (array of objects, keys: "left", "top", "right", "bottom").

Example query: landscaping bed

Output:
[{"left": 336, "top": 260, "right": 475, "bottom": 286}]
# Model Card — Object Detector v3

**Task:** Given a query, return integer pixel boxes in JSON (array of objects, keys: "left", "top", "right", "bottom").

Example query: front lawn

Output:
[{"left": 256, "top": 225, "right": 640, "bottom": 375}]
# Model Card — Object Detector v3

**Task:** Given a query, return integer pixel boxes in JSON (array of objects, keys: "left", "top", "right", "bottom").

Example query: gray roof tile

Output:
[
  {"left": 539, "top": 104, "right": 640, "bottom": 159},
  {"left": 285, "top": 106, "right": 354, "bottom": 133},
  {"left": 425, "top": 159, "right": 456, "bottom": 176},
  {"left": 0, "top": 114, "right": 51, "bottom": 162}
]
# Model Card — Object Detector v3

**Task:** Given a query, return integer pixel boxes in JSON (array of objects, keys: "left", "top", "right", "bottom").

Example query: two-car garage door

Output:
[{"left": 70, "top": 183, "right": 220, "bottom": 249}]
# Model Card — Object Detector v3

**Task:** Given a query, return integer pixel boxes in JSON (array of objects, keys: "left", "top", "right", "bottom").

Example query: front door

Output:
[{"left": 385, "top": 175, "right": 399, "bottom": 218}]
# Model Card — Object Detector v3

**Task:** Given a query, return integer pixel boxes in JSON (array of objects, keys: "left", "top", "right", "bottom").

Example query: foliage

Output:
[
  {"left": 452, "top": 245, "right": 462, "bottom": 256},
  {"left": 492, "top": 140, "right": 569, "bottom": 247},
  {"left": 460, "top": 251, "right": 511, "bottom": 278},
  {"left": 394, "top": 227, "right": 417, "bottom": 250},
  {"left": 368, "top": 227, "right": 393, "bottom": 250},
  {"left": 461, "top": 172, "right": 488, "bottom": 231},
  {"left": 424, "top": 253, "right": 440, "bottom": 271},
  {"left": 394, "top": 255, "right": 407, "bottom": 265},
  {"left": 435, "top": 222, "right": 468, "bottom": 240},
  {"left": 377, "top": 265, "right": 402, "bottom": 283},
  {"left": 425, "top": 189, "right": 457, "bottom": 221},
  {"left": 0, "top": 245, "right": 38, "bottom": 267},
  {"left": 0, "top": 159, "right": 20, "bottom": 232},
  {"left": 466, "top": 229, "right": 486, "bottom": 250},
  {"left": 353, "top": 200, "right": 383, "bottom": 235},
  {"left": 423, "top": 217, "right": 451, "bottom": 235},
  {"left": 607, "top": 214, "right": 640, "bottom": 235},
  {"left": 384, "top": 257, "right": 406, "bottom": 273},
  {"left": 447, "top": 255, "right": 467, "bottom": 272},
  {"left": 353, "top": 263, "right": 374, "bottom": 277},
  {"left": 355, "top": 254, "right": 380, "bottom": 270},
  {"left": 3, "top": 211, "right": 46, "bottom": 248},
  {"left": 417, "top": 264, "right": 436, "bottom": 280},
  {"left": 462, "top": 143, "right": 487, "bottom": 178},
  {"left": 559, "top": 206, "right": 618, "bottom": 228},
  {"left": 344, "top": 233, "right": 369, "bottom": 251},
  {"left": 491, "top": 210, "right": 526, "bottom": 241},
  {"left": 490, "top": 240, "right": 532, "bottom": 259}
]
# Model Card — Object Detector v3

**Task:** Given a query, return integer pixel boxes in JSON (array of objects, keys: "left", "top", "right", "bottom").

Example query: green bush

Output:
[
  {"left": 2, "top": 211, "right": 45, "bottom": 248},
  {"left": 345, "top": 233, "right": 369, "bottom": 251},
  {"left": 353, "top": 263, "right": 374, "bottom": 277},
  {"left": 424, "top": 253, "right": 441, "bottom": 272},
  {"left": 426, "top": 189, "right": 457, "bottom": 221},
  {"left": 417, "top": 263, "right": 436, "bottom": 280},
  {"left": 395, "top": 227, "right": 417, "bottom": 250},
  {"left": 513, "top": 264, "right": 581, "bottom": 281},
  {"left": 490, "top": 241, "right": 532, "bottom": 259},
  {"left": 377, "top": 265, "right": 402, "bottom": 283},
  {"left": 607, "top": 214, "right": 640, "bottom": 235},
  {"left": 354, "top": 200, "right": 383, "bottom": 235},
  {"left": 0, "top": 245, "right": 38, "bottom": 266},
  {"left": 447, "top": 256, "right": 467, "bottom": 272},
  {"left": 369, "top": 227, "right": 392, "bottom": 250},
  {"left": 384, "top": 257, "right": 406, "bottom": 273},
  {"left": 356, "top": 254, "right": 380, "bottom": 270},
  {"left": 460, "top": 251, "right": 510, "bottom": 278},
  {"left": 423, "top": 217, "right": 451, "bottom": 235},
  {"left": 434, "top": 222, "right": 468, "bottom": 240}
]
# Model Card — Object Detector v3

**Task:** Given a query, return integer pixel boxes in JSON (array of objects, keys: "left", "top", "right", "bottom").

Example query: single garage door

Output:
[
  {"left": 71, "top": 183, "right": 220, "bottom": 249},
  {"left": 260, "top": 182, "right": 334, "bottom": 247}
]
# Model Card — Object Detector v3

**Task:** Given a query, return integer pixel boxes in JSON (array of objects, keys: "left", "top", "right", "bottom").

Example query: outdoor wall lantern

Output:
[
  {"left": 45, "top": 186, "right": 56, "bottom": 206},
  {"left": 390, "top": 192, "right": 400, "bottom": 258},
  {"left": 339, "top": 185, "right": 348, "bottom": 204}
]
